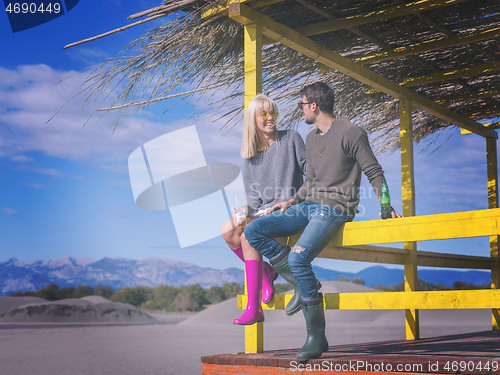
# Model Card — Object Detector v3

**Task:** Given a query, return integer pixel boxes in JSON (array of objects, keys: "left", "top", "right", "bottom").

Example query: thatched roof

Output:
[{"left": 73, "top": 0, "right": 499, "bottom": 151}]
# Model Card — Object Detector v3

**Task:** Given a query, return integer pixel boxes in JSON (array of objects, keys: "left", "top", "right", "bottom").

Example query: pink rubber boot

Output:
[
  {"left": 232, "top": 247, "right": 277, "bottom": 304},
  {"left": 233, "top": 259, "right": 264, "bottom": 325},
  {"left": 261, "top": 262, "right": 278, "bottom": 303}
]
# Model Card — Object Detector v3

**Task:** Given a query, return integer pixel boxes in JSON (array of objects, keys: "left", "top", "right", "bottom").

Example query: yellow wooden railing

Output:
[{"left": 200, "top": 1, "right": 500, "bottom": 353}]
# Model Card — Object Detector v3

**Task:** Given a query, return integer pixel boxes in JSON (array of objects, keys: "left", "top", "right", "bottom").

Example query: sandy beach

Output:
[{"left": 0, "top": 281, "right": 492, "bottom": 375}]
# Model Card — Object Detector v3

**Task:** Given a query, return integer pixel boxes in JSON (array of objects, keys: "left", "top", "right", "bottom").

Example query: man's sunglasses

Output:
[{"left": 297, "top": 101, "right": 312, "bottom": 109}]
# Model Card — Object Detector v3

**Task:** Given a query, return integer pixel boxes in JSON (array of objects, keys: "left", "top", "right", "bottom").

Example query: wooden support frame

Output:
[
  {"left": 297, "top": 0, "right": 472, "bottom": 36},
  {"left": 353, "top": 27, "right": 500, "bottom": 65},
  {"left": 228, "top": 3, "right": 497, "bottom": 139},
  {"left": 226, "top": 0, "right": 500, "bottom": 354}
]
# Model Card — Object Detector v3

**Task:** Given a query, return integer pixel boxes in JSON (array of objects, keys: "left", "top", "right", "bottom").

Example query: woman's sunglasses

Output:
[{"left": 260, "top": 111, "right": 278, "bottom": 121}]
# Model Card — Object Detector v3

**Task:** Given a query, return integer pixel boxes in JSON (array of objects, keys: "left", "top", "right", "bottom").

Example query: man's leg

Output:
[
  {"left": 288, "top": 203, "right": 348, "bottom": 300},
  {"left": 244, "top": 202, "right": 309, "bottom": 260},
  {"left": 287, "top": 203, "right": 348, "bottom": 361}
]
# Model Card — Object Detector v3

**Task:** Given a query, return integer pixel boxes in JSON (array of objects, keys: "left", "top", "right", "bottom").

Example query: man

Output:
[{"left": 244, "top": 82, "right": 402, "bottom": 362}]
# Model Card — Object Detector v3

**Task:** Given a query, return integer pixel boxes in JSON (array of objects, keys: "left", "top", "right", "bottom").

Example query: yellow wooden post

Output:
[
  {"left": 400, "top": 98, "right": 420, "bottom": 340},
  {"left": 487, "top": 137, "right": 500, "bottom": 330},
  {"left": 243, "top": 22, "right": 264, "bottom": 354}
]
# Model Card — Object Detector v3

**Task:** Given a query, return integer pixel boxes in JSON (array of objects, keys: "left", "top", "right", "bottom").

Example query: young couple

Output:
[{"left": 221, "top": 82, "right": 402, "bottom": 362}]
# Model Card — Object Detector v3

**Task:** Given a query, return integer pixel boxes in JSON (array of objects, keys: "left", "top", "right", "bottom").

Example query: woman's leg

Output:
[
  {"left": 241, "top": 231, "right": 277, "bottom": 304},
  {"left": 233, "top": 258, "right": 264, "bottom": 325},
  {"left": 222, "top": 216, "right": 277, "bottom": 303}
]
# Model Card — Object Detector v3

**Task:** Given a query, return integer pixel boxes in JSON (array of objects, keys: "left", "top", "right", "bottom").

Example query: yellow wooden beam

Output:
[
  {"left": 461, "top": 122, "right": 500, "bottom": 135},
  {"left": 240, "top": 289, "right": 500, "bottom": 310},
  {"left": 400, "top": 99, "right": 419, "bottom": 340},
  {"left": 318, "top": 243, "right": 492, "bottom": 268},
  {"left": 416, "top": 250, "right": 491, "bottom": 269},
  {"left": 487, "top": 138, "right": 500, "bottom": 330},
  {"left": 400, "top": 99, "right": 415, "bottom": 218},
  {"left": 439, "top": 89, "right": 500, "bottom": 105},
  {"left": 325, "top": 289, "right": 500, "bottom": 310},
  {"left": 244, "top": 23, "right": 263, "bottom": 108},
  {"left": 243, "top": 21, "right": 263, "bottom": 354},
  {"left": 278, "top": 208, "right": 500, "bottom": 247},
  {"left": 353, "top": 27, "right": 500, "bottom": 65},
  {"left": 337, "top": 208, "right": 500, "bottom": 245},
  {"left": 401, "top": 61, "right": 500, "bottom": 87},
  {"left": 228, "top": 3, "right": 497, "bottom": 139},
  {"left": 366, "top": 61, "right": 500, "bottom": 93},
  {"left": 297, "top": 0, "right": 472, "bottom": 36},
  {"left": 201, "top": 0, "right": 283, "bottom": 19},
  {"left": 318, "top": 243, "right": 492, "bottom": 269}
]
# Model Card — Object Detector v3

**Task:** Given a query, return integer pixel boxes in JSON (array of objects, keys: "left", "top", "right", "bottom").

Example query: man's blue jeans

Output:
[{"left": 244, "top": 201, "right": 348, "bottom": 301}]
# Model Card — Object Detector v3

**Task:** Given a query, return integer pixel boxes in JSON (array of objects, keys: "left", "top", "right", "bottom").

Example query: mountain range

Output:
[{"left": 0, "top": 256, "right": 491, "bottom": 296}]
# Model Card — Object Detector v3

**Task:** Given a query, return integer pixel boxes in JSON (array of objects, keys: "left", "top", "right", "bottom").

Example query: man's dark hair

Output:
[{"left": 299, "top": 82, "right": 335, "bottom": 114}]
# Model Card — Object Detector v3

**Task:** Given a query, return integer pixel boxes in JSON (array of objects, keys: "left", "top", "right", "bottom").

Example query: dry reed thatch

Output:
[{"left": 77, "top": 0, "right": 500, "bottom": 152}]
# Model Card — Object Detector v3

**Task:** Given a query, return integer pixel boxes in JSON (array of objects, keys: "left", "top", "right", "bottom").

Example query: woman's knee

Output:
[{"left": 221, "top": 219, "right": 240, "bottom": 242}]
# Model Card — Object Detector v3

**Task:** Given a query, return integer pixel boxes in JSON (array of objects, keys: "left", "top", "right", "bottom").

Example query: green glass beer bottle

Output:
[{"left": 380, "top": 180, "right": 391, "bottom": 219}]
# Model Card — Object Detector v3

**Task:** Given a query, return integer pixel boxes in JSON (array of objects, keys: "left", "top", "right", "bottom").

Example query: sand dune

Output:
[{"left": 0, "top": 295, "right": 158, "bottom": 323}]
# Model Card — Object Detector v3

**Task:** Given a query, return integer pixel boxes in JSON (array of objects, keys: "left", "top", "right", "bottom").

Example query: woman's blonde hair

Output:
[{"left": 241, "top": 94, "right": 279, "bottom": 159}]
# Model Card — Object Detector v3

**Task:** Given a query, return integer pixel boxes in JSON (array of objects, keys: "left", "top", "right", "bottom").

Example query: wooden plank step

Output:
[{"left": 202, "top": 331, "right": 500, "bottom": 374}]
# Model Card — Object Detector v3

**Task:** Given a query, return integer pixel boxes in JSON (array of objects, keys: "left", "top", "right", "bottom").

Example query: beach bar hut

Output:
[{"left": 68, "top": 0, "right": 500, "bottom": 373}]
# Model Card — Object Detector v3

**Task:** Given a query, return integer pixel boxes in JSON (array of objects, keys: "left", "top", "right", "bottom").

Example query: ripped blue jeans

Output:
[{"left": 244, "top": 201, "right": 348, "bottom": 301}]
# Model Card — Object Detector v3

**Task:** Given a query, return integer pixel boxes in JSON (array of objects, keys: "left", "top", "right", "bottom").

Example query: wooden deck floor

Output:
[{"left": 202, "top": 331, "right": 500, "bottom": 374}]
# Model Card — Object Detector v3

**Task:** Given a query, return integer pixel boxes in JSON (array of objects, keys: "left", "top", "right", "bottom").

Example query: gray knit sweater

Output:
[
  {"left": 293, "top": 117, "right": 385, "bottom": 217},
  {"left": 243, "top": 130, "right": 307, "bottom": 215}
]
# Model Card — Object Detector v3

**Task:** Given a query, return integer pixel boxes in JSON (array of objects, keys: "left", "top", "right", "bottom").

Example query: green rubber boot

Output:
[
  {"left": 296, "top": 293, "right": 329, "bottom": 362},
  {"left": 271, "top": 246, "right": 321, "bottom": 316}
]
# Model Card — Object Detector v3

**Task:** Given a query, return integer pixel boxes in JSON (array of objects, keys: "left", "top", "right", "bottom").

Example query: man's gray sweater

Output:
[{"left": 293, "top": 117, "right": 385, "bottom": 217}]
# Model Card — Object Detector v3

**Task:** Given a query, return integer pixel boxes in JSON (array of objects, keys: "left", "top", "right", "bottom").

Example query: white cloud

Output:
[
  {"left": 22, "top": 183, "right": 46, "bottom": 189},
  {"left": 66, "top": 47, "right": 112, "bottom": 66},
  {"left": 2, "top": 207, "right": 19, "bottom": 216},
  {"left": 27, "top": 166, "right": 64, "bottom": 177},
  {"left": 10, "top": 155, "right": 35, "bottom": 162},
  {"left": 0, "top": 64, "right": 183, "bottom": 164}
]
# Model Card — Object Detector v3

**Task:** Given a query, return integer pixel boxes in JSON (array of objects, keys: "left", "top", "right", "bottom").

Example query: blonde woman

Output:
[{"left": 221, "top": 94, "right": 307, "bottom": 325}]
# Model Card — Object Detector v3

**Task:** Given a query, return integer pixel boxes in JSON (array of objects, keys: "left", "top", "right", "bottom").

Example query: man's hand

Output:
[
  {"left": 270, "top": 198, "right": 296, "bottom": 213},
  {"left": 390, "top": 210, "right": 403, "bottom": 218},
  {"left": 378, "top": 207, "right": 404, "bottom": 219}
]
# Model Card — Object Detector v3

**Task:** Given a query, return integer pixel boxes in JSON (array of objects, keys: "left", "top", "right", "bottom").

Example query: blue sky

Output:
[{"left": 0, "top": 1, "right": 497, "bottom": 274}]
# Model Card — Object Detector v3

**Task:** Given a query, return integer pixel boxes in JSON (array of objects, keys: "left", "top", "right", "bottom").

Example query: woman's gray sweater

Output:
[{"left": 243, "top": 130, "right": 307, "bottom": 215}]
